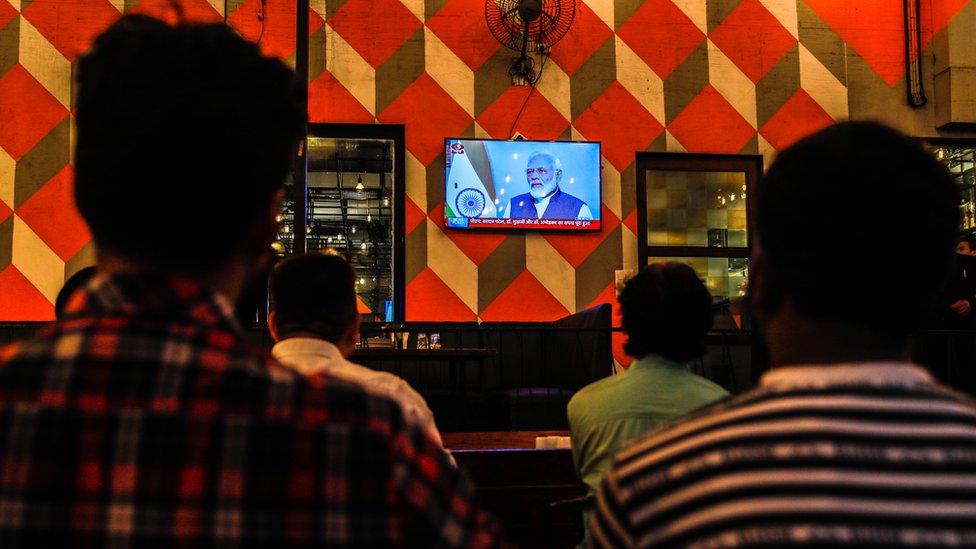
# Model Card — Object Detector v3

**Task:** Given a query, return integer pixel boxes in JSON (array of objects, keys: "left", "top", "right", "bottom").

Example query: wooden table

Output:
[
  {"left": 444, "top": 430, "right": 569, "bottom": 450},
  {"left": 350, "top": 348, "right": 496, "bottom": 429},
  {"left": 445, "top": 431, "right": 585, "bottom": 547}
]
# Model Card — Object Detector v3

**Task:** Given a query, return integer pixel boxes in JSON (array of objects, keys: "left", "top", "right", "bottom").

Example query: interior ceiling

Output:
[{"left": 308, "top": 138, "right": 393, "bottom": 174}]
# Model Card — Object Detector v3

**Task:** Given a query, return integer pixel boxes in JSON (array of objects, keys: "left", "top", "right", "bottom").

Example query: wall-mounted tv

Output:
[{"left": 444, "top": 138, "right": 601, "bottom": 231}]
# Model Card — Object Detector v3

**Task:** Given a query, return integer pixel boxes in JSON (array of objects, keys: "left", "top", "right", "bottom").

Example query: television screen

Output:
[{"left": 444, "top": 138, "right": 601, "bottom": 231}]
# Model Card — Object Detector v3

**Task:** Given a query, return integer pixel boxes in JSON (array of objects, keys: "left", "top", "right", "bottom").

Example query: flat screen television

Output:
[{"left": 444, "top": 138, "right": 601, "bottom": 231}]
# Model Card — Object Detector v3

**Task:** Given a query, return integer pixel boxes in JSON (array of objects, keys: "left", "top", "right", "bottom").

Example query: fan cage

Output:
[{"left": 485, "top": 0, "right": 576, "bottom": 54}]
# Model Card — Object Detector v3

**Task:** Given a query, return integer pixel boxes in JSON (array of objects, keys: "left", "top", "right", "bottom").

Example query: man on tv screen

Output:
[{"left": 505, "top": 151, "right": 593, "bottom": 220}]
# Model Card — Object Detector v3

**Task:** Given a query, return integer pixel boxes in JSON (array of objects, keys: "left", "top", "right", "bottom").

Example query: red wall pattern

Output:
[{"left": 0, "top": 0, "right": 972, "bottom": 367}]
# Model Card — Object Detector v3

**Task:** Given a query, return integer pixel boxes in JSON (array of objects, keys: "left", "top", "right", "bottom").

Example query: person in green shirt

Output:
[{"left": 567, "top": 262, "right": 730, "bottom": 517}]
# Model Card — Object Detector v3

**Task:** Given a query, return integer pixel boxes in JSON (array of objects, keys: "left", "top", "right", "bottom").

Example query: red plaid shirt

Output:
[{"left": 0, "top": 273, "right": 500, "bottom": 546}]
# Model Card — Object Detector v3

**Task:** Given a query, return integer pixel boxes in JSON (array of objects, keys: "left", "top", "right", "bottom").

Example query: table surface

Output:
[
  {"left": 350, "top": 348, "right": 497, "bottom": 360},
  {"left": 444, "top": 431, "right": 571, "bottom": 451}
]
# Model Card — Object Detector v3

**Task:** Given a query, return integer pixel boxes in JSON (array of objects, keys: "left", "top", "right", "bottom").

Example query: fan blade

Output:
[
  {"left": 540, "top": 10, "right": 557, "bottom": 27},
  {"left": 501, "top": 6, "right": 520, "bottom": 20}
]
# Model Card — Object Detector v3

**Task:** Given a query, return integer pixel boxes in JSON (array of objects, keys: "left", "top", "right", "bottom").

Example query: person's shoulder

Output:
[
  {"left": 346, "top": 363, "right": 430, "bottom": 410},
  {"left": 609, "top": 386, "right": 754, "bottom": 467},
  {"left": 559, "top": 188, "right": 586, "bottom": 203},
  {"left": 680, "top": 368, "right": 731, "bottom": 398},
  {"left": 568, "top": 373, "right": 621, "bottom": 417}
]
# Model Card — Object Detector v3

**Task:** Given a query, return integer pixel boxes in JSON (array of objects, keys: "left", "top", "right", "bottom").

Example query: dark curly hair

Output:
[
  {"left": 74, "top": 15, "right": 305, "bottom": 271},
  {"left": 619, "top": 262, "right": 713, "bottom": 362}
]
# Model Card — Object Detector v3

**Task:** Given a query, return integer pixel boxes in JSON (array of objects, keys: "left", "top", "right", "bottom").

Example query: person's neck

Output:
[
  {"left": 98, "top": 254, "right": 249, "bottom": 305},
  {"left": 278, "top": 332, "right": 353, "bottom": 358},
  {"left": 763, "top": 313, "right": 911, "bottom": 368}
]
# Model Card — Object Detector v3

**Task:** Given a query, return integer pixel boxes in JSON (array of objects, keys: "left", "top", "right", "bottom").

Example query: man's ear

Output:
[
  {"left": 268, "top": 310, "right": 280, "bottom": 342},
  {"left": 338, "top": 314, "right": 361, "bottom": 357}
]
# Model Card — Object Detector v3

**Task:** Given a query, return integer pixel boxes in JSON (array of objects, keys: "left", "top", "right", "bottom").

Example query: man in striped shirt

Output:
[{"left": 592, "top": 122, "right": 976, "bottom": 547}]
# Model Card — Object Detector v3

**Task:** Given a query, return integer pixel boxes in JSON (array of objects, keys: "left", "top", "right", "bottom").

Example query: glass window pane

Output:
[
  {"left": 645, "top": 170, "right": 747, "bottom": 248},
  {"left": 647, "top": 256, "right": 749, "bottom": 302},
  {"left": 276, "top": 136, "right": 396, "bottom": 319},
  {"left": 931, "top": 146, "right": 976, "bottom": 233}
]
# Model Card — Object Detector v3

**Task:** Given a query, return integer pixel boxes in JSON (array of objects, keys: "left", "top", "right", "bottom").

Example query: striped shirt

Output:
[{"left": 591, "top": 362, "right": 976, "bottom": 547}]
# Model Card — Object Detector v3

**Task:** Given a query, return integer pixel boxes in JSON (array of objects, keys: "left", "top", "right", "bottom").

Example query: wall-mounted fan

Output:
[{"left": 485, "top": 0, "right": 575, "bottom": 84}]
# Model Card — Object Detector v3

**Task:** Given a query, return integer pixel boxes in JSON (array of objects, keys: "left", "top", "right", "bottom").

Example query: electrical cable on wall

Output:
[
  {"left": 257, "top": 0, "right": 267, "bottom": 45},
  {"left": 484, "top": 0, "right": 574, "bottom": 140},
  {"left": 507, "top": 51, "right": 549, "bottom": 139}
]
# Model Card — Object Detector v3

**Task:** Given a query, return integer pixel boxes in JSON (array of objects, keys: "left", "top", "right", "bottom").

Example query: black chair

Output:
[{"left": 488, "top": 304, "right": 613, "bottom": 430}]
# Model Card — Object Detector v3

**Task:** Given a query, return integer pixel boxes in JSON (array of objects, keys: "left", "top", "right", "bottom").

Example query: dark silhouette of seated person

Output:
[
  {"left": 505, "top": 151, "right": 592, "bottom": 220},
  {"left": 567, "top": 262, "right": 728, "bottom": 534},
  {"left": 591, "top": 122, "right": 976, "bottom": 548},
  {"left": 268, "top": 252, "right": 446, "bottom": 449},
  {"left": 0, "top": 14, "right": 498, "bottom": 546}
]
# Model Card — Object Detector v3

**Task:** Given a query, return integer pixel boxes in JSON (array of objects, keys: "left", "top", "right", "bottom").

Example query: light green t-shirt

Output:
[{"left": 567, "top": 355, "right": 730, "bottom": 499}]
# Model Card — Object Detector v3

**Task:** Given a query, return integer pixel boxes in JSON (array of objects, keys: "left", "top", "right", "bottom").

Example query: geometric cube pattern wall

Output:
[{"left": 0, "top": 0, "right": 971, "bottom": 341}]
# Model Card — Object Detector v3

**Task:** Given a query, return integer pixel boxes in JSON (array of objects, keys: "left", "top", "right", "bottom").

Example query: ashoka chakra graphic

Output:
[{"left": 456, "top": 188, "right": 486, "bottom": 218}]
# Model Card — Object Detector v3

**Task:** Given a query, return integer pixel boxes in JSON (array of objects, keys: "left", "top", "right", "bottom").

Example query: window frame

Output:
[{"left": 636, "top": 152, "right": 763, "bottom": 269}]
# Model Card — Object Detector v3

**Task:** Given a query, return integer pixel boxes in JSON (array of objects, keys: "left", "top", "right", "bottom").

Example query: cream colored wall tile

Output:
[
  {"left": 405, "top": 151, "right": 427, "bottom": 211},
  {"left": 474, "top": 121, "right": 490, "bottom": 138},
  {"left": 399, "top": 0, "right": 425, "bottom": 25},
  {"left": 326, "top": 26, "right": 376, "bottom": 115},
  {"left": 525, "top": 233, "right": 575, "bottom": 312},
  {"left": 615, "top": 36, "right": 665, "bottom": 125},
  {"left": 758, "top": 0, "right": 798, "bottom": 39},
  {"left": 581, "top": 0, "right": 614, "bottom": 31},
  {"left": 19, "top": 19, "right": 71, "bottom": 107},
  {"left": 0, "top": 147, "right": 13, "bottom": 208},
  {"left": 12, "top": 216, "right": 64, "bottom": 304},
  {"left": 665, "top": 130, "right": 687, "bottom": 152},
  {"left": 799, "top": 44, "right": 848, "bottom": 121},
  {"left": 536, "top": 54, "right": 571, "bottom": 123},
  {"left": 309, "top": 0, "right": 327, "bottom": 18},
  {"left": 425, "top": 28, "right": 474, "bottom": 117},
  {"left": 425, "top": 219, "right": 478, "bottom": 312},
  {"left": 757, "top": 134, "right": 776, "bottom": 169},
  {"left": 670, "top": 0, "right": 707, "bottom": 34},
  {"left": 621, "top": 223, "right": 637, "bottom": 270},
  {"left": 206, "top": 0, "right": 222, "bottom": 16},
  {"left": 708, "top": 39, "right": 757, "bottom": 128},
  {"left": 601, "top": 161, "right": 621, "bottom": 220}
]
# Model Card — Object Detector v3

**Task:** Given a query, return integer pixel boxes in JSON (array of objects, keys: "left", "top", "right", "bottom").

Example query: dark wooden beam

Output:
[{"left": 292, "top": 0, "right": 311, "bottom": 253}]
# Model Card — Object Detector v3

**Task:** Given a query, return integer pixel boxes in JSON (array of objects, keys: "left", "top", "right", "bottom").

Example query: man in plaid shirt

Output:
[{"left": 0, "top": 15, "right": 499, "bottom": 547}]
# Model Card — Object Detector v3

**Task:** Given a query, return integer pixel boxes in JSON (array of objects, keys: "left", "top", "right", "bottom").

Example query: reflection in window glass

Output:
[
  {"left": 647, "top": 257, "right": 749, "bottom": 301},
  {"left": 645, "top": 171, "right": 747, "bottom": 248},
  {"left": 275, "top": 137, "right": 396, "bottom": 318},
  {"left": 931, "top": 146, "right": 976, "bottom": 234}
]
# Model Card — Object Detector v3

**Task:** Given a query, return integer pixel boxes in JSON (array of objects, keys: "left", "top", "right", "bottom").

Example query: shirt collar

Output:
[
  {"left": 66, "top": 272, "right": 242, "bottom": 333},
  {"left": 761, "top": 362, "right": 934, "bottom": 391},
  {"left": 271, "top": 337, "right": 345, "bottom": 375},
  {"left": 628, "top": 354, "right": 684, "bottom": 372}
]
